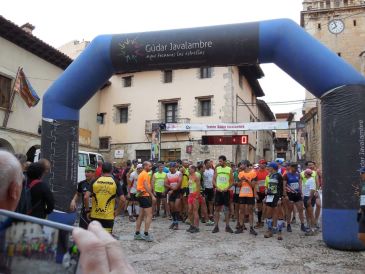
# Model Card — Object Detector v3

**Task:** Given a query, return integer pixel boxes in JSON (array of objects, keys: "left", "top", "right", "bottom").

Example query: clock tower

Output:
[{"left": 301, "top": 0, "right": 365, "bottom": 165}]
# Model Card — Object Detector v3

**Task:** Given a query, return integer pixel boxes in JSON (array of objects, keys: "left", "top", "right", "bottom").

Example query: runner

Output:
[
  {"left": 134, "top": 161, "right": 155, "bottom": 241},
  {"left": 165, "top": 162, "right": 182, "bottom": 230},
  {"left": 235, "top": 160, "right": 258, "bottom": 236},
  {"left": 212, "top": 155, "right": 234, "bottom": 233},
  {"left": 180, "top": 160, "right": 190, "bottom": 222},
  {"left": 85, "top": 162, "right": 124, "bottom": 233},
  {"left": 152, "top": 163, "right": 168, "bottom": 218},
  {"left": 283, "top": 163, "right": 306, "bottom": 232},
  {"left": 127, "top": 164, "right": 143, "bottom": 222},
  {"left": 203, "top": 159, "right": 215, "bottom": 222},
  {"left": 255, "top": 159, "right": 268, "bottom": 228},
  {"left": 302, "top": 168, "right": 317, "bottom": 236},
  {"left": 301, "top": 161, "right": 321, "bottom": 229},
  {"left": 187, "top": 165, "right": 202, "bottom": 233},
  {"left": 69, "top": 165, "right": 95, "bottom": 229},
  {"left": 264, "top": 162, "right": 285, "bottom": 240}
]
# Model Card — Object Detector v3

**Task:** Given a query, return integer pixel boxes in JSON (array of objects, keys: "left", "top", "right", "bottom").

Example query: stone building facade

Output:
[
  {"left": 301, "top": 0, "right": 365, "bottom": 167},
  {"left": 0, "top": 17, "right": 101, "bottom": 161}
]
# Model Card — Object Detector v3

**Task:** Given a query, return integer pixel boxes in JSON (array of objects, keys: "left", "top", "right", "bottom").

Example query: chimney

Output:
[{"left": 21, "top": 23, "right": 35, "bottom": 34}]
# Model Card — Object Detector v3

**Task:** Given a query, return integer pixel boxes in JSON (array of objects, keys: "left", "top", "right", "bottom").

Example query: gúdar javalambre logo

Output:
[{"left": 119, "top": 38, "right": 144, "bottom": 63}]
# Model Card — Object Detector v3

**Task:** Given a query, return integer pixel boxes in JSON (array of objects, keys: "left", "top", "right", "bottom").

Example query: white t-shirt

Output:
[
  {"left": 303, "top": 177, "right": 316, "bottom": 197},
  {"left": 129, "top": 171, "right": 138, "bottom": 194},
  {"left": 203, "top": 168, "right": 214, "bottom": 189}
]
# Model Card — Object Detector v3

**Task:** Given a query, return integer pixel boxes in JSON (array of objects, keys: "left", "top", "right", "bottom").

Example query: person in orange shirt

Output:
[
  {"left": 255, "top": 159, "right": 269, "bottom": 228},
  {"left": 235, "top": 160, "right": 258, "bottom": 236},
  {"left": 134, "top": 161, "right": 155, "bottom": 242}
]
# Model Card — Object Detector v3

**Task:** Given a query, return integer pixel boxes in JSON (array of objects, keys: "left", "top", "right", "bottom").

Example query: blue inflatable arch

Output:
[{"left": 42, "top": 19, "right": 365, "bottom": 250}]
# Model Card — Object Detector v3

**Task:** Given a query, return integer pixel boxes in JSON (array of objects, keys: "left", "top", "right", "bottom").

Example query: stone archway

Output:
[
  {"left": 0, "top": 138, "right": 15, "bottom": 152},
  {"left": 26, "top": 144, "right": 41, "bottom": 162}
]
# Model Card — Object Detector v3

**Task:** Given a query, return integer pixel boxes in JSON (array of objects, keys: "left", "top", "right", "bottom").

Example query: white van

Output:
[{"left": 34, "top": 149, "right": 105, "bottom": 182}]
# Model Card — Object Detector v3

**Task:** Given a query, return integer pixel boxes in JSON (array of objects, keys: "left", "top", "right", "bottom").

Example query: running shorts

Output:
[
  {"left": 138, "top": 196, "right": 152, "bottom": 209},
  {"left": 215, "top": 191, "right": 230, "bottom": 207},
  {"left": 288, "top": 193, "right": 302, "bottom": 203},
  {"left": 188, "top": 192, "right": 203, "bottom": 205},
  {"left": 239, "top": 197, "right": 255, "bottom": 205},
  {"left": 204, "top": 188, "right": 214, "bottom": 202}
]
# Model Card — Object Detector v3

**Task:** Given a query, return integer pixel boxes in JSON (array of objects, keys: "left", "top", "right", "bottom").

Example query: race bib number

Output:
[
  {"left": 361, "top": 195, "right": 365, "bottom": 206},
  {"left": 266, "top": 195, "right": 274, "bottom": 203},
  {"left": 158, "top": 181, "right": 164, "bottom": 187},
  {"left": 170, "top": 182, "right": 177, "bottom": 188},
  {"left": 269, "top": 185, "right": 277, "bottom": 195},
  {"left": 218, "top": 176, "right": 228, "bottom": 183},
  {"left": 239, "top": 186, "right": 253, "bottom": 197},
  {"left": 290, "top": 182, "right": 300, "bottom": 191}
]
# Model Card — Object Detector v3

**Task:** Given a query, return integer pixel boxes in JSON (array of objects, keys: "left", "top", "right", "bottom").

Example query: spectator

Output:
[
  {"left": 95, "top": 160, "right": 103, "bottom": 178},
  {"left": 14, "top": 154, "right": 28, "bottom": 214},
  {"left": 0, "top": 150, "right": 23, "bottom": 211},
  {"left": 26, "top": 162, "right": 54, "bottom": 219}
]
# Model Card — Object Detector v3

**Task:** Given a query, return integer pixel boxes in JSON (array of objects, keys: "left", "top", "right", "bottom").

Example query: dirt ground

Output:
[{"left": 113, "top": 215, "right": 365, "bottom": 274}]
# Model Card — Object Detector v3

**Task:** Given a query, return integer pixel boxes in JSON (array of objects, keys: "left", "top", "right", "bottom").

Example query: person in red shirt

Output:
[
  {"left": 94, "top": 160, "right": 103, "bottom": 178},
  {"left": 255, "top": 159, "right": 269, "bottom": 228}
]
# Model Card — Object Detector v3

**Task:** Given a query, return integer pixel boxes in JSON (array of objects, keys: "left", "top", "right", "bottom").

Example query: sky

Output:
[{"left": 2, "top": 0, "right": 305, "bottom": 115}]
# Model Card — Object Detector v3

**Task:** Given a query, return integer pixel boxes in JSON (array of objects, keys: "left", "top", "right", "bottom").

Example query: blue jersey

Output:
[{"left": 284, "top": 172, "right": 300, "bottom": 193}]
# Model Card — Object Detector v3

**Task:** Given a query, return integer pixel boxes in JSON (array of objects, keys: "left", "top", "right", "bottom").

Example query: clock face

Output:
[{"left": 328, "top": 19, "right": 345, "bottom": 34}]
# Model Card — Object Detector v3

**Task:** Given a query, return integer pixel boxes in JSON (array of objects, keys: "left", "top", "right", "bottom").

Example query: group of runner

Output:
[{"left": 70, "top": 155, "right": 322, "bottom": 242}]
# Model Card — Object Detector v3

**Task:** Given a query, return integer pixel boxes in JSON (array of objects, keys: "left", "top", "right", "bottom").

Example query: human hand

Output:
[
  {"left": 70, "top": 200, "right": 77, "bottom": 212},
  {"left": 151, "top": 196, "right": 156, "bottom": 203},
  {"left": 73, "top": 221, "right": 135, "bottom": 274}
]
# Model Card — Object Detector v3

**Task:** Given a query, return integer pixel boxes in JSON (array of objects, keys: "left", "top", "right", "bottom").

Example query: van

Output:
[{"left": 34, "top": 149, "right": 105, "bottom": 182}]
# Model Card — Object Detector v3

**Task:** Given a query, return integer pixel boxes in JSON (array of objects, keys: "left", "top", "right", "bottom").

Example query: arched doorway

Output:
[
  {"left": 26, "top": 145, "right": 40, "bottom": 162},
  {"left": 0, "top": 138, "right": 14, "bottom": 153}
]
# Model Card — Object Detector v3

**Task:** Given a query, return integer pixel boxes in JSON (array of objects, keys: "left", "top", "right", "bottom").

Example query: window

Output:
[
  {"left": 78, "top": 153, "right": 88, "bottom": 167},
  {"left": 334, "top": 0, "right": 340, "bottom": 7},
  {"left": 89, "top": 153, "right": 97, "bottom": 167},
  {"left": 326, "top": 0, "right": 331, "bottom": 8},
  {"left": 320, "top": 1, "right": 325, "bottom": 8},
  {"left": 99, "top": 137, "right": 109, "bottom": 150},
  {"left": 135, "top": 150, "right": 151, "bottom": 162},
  {"left": 97, "top": 113, "right": 106, "bottom": 124},
  {"left": 338, "top": 52, "right": 342, "bottom": 57},
  {"left": 200, "top": 99, "right": 211, "bottom": 116},
  {"left": 165, "top": 103, "right": 178, "bottom": 123},
  {"left": 122, "top": 76, "right": 132, "bottom": 87},
  {"left": 117, "top": 106, "right": 128, "bottom": 123},
  {"left": 318, "top": 23, "right": 321, "bottom": 29},
  {"left": 344, "top": 0, "right": 349, "bottom": 6},
  {"left": 163, "top": 70, "right": 173, "bottom": 83},
  {"left": 161, "top": 149, "right": 181, "bottom": 162},
  {"left": 0, "top": 74, "right": 11, "bottom": 109},
  {"left": 353, "top": 20, "right": 357, "bottom": 26},
  {"left": 200, "top": 67, "right": 212, "bottom": 79}
]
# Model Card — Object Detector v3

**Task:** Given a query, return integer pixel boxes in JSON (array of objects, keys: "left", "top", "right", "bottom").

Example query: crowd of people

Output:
[{"left": 71, "top": 155, "right": 323, "bottom": 242}]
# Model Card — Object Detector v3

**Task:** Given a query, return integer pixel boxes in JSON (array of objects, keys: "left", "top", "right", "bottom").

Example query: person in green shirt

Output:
[{"left": 152, "top": 163, "right": 168, "bottom": 218}]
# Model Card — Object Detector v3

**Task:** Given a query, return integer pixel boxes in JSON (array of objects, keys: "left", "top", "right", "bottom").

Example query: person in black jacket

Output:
[{"left": 26, "top": 162, "right": 54, "bottom": 219}]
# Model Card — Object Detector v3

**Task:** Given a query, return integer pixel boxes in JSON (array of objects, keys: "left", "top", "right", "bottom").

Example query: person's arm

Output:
[
  {"left": 283, "top": 174, "right": 288, "bottom": 198},
  {"left": 151, "top": 174, "right": 156, "bottom": 194},
  {"left": 143, "top": 175, "right": 154, "bottom": 198},
  {"left": 114, "top": 182, "right": 124, "bottom": 217},
  {"left": 212, "top": 171, "right": 218, "bottom": 190},
  {"left": 309, "top": 180, "right": 316, "bottom": 200},
  {"left": 70, "top": 192, "right": 79, "bottom": 211},
  {"left": 72, "top": 221, "right": 136, "bottom": 274},
  {"left": 42, "top": 184, "right": 55, "bottom": 215},
  {"left": 227, "top": 169, "right": 234, "bottom": 190}
]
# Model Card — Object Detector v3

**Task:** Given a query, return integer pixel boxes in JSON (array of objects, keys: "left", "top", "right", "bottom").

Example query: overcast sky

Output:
[{"left": 2, "top": 0, "right": 305, "bottom": 115}]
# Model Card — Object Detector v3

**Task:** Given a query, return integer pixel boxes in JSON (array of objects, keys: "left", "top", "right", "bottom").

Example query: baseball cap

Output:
[
  {"left": 275, "top": 158, "right": 284, "bottom": 164},
  {"left": 358, "top": 167, "right": 365, "bottom": 174},
  {"left": 169, "top": 162, "right": 177, "bottom": 167},
  {"left": 137, "top": 164, "right": 143, "bottom": 169},
  {"left": 267, "top": 162, "right": 278, "bottom": 170},
  {"left": 85, "top": 166, "right": 96, "bottom": 172},
  {"left": 258, "top": 159, "right": 267, "bottom": 165},
  {"left": 304, "top": 168, "right": 313, "bottom": 175}
]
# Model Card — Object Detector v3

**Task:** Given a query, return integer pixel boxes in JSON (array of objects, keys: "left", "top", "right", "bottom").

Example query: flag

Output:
[{"left": 13, "top": 68, "right": 40, "bottom": 107}]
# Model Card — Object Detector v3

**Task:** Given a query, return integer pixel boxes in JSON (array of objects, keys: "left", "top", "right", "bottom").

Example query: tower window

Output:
[
  {"left": 353, "top": 20, "right": 357, "bottom": 26},
  {"left": 318, "top": 23, "right": 321, "bottom": 29},
  {"left": 337, "top": 52, "right": 342, "bottom": 57},
  {"left": 344, "top": 0, "right": 349, "bottom": 6}
]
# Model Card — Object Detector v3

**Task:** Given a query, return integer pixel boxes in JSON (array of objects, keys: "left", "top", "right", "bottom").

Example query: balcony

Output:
[{"left": 145, "top": 118, "right": 191, "bottom": 134}]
